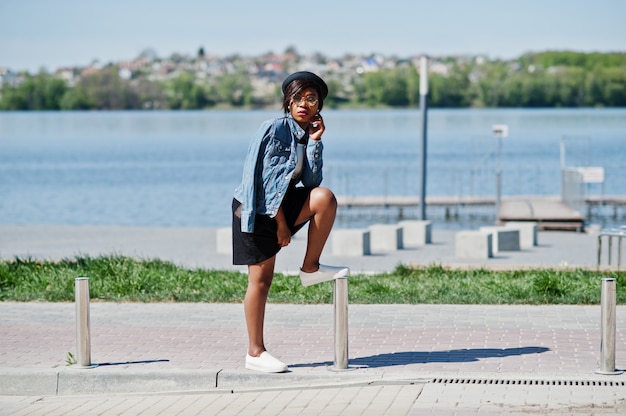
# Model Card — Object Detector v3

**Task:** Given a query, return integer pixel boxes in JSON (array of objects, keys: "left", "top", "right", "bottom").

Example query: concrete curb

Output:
[
  {"left": 0, "top": 367, "right": 219, "bottom": 396},
  {"left": 2, "top": 366, "right": 623, "bottom": 397},
  {"left": 0, "top": 367, "right": 399, "bottom": 396}
]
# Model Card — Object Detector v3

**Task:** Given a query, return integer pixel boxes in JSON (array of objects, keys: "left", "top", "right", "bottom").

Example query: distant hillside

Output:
[{"left": 1, "top": 50, "right": 624, "bottom": 110}]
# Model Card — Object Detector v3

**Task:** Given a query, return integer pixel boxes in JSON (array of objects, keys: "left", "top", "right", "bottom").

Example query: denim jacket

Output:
[{"left": 234, "top": 115, "right": 323, "bottom": 232}]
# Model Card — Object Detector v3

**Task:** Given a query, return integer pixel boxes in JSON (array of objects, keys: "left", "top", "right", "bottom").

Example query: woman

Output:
[{"left": 232, "top": 71, "right": 349, "bottom": 373}]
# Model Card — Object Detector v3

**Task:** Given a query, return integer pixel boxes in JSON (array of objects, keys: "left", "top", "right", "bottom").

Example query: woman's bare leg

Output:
[
  {"left": 244, "top": 255, "right": 276, "bottom": 357},
  {"left": 295, "top": 187, "right": 338, "bottom": 273}
]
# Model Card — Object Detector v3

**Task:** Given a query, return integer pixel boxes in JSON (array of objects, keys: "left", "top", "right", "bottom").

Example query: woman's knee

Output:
[
  {"left": 310, "top": 187, "right": 337, "bottom": 211},
  {"left": 247, "top": 273, "right": 272, "bottom": 297},
  {"left": 247, "top": 260, "right": 274, "bottom": 293}
]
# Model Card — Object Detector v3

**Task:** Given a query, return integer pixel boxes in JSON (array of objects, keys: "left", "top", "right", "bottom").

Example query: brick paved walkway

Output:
[
  {"left": 2, "top": 303, "right": 625, "bottom": 414},
  {"left": 1, "top": 225, "right": 625, "bottom": 414}
]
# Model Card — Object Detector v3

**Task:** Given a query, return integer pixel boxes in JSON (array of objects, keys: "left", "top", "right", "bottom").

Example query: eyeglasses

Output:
[{"left": 292, "top": 94, "right": 318, "bottom": 106}]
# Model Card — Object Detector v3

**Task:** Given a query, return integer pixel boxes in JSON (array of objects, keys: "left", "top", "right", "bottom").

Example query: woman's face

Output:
[{"left": 289, "top": 87, "right": 319, "bottom": 128}]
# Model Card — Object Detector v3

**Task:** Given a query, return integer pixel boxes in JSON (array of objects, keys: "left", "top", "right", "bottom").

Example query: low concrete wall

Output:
[
  {"left": 479, "top": 226, "right": 520, "bottom": 253},
  {"left": 455, "top": 231, "right": 493, "bottom": 259},
  {"left": 332, "top": 229, "right": 371, "bottom": 256},
  {"left": 505, "top": 221, "right": 538, "bottom": 249},
  {"left": 216, "top": 227, "right": 232, "bottom": 255},
  {"left": 368, "top": 224, "right": 403, "bottom": 252},
  {"left": 399, "top": 220, "right": 432, "bottom": 247}
]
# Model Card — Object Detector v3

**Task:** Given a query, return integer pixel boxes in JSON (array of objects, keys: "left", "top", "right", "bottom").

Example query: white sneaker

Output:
[
  {"left": 299, "top": 264, "right": 350, "bottom": 287},
  {"left": 245, "top": 352, "right": 288, "bottom": 373}
]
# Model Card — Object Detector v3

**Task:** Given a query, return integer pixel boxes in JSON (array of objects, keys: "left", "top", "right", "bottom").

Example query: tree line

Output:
[{"left": 1, "top": 51, "right": 624, "bottom": 110}]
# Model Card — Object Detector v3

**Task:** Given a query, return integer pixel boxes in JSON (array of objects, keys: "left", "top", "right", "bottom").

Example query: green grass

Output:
[{"left": 0, "top": 256, "right": 623, "bottom": 304}]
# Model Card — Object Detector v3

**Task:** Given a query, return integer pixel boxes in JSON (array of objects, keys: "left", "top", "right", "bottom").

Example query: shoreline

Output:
[{"left": 0, "top": 224, "right": 608, "bottom": 273}]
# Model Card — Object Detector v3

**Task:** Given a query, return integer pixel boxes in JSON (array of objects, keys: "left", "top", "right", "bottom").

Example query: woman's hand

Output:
[
  {"left": 275, "top": 207, "right": 291, "bottom": 247},
  {"left": 276, "top": 222, "right": 291, "bottom": 247},
  {"left": 308, "top": 113, "right": 325, "bottom": 141}
]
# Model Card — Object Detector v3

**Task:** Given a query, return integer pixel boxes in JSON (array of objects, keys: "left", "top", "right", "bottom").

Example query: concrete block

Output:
[
  {"left": 505, "top": 221, "right": 538, "bottom": 249},
  {"left": 216, "top": 227, "right": 232, "bottom": 255},
  {"left": 479, "top": 226, "right": 521, "bottom": 253},
  {"left": 399, "top": 220, "right": 432, "bottom": 247},
  {"left": 332, "top": 229, "right": 371, "bottom": 256},
  {"left": 368, "top": 224, "right": 403, "bottom": 252},
  {"left": 455, "top": 231, "right": 493, "bottom": 259}
]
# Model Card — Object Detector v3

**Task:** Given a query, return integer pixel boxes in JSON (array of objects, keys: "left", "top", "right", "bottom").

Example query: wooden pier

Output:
[
  {"left": 497, "top": 196, "right": 584, "bottom": 231},
  {"left": 336, "top": 194, "right": 626, "bottom": 231},
  {"left": 337, "top": 195, "right": 495, "bottom": 208}
]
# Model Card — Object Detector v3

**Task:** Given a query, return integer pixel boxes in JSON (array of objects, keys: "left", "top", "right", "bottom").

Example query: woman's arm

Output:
[
  {"left": 237, "top": 121, "right": 273, "bottom": 232},
  {"left": 299, "top": 111, "right": 325, "bottom": 187},
  {"left": 301, "top": 138, "right": 323, "bottom": 187}
]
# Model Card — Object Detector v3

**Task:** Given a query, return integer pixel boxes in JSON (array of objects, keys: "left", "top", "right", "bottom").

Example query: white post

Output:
[
  {"left": 596, "top": 278, "right": 623, "bottom": 375},
  {"left": 333, "top": 276, "right": 349, "bottom": 370},
  {"left": 75, "top": 277, "right": 92, "bottom": 368}
]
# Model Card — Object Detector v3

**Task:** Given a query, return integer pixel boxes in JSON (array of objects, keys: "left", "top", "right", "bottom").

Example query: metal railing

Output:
[{"left": 597, "top": 226, "right": 626, "bottom": 269}]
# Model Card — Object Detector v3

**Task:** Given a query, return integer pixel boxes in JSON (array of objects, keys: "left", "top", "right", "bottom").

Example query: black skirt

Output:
[{"left": 232, "top": 186, "right": 313, "bottom": 265}]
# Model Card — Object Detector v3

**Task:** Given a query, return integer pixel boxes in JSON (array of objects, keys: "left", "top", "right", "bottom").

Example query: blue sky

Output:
[{"left": 1, "top": 0, "right": 624, "bottom": 72}]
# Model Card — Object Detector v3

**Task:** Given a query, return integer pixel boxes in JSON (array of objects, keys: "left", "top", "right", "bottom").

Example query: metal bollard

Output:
[
  {"left": 333, "top": 276, "right": 349, "bottom": 370},
  {"left": 595, "top": 278, "right": 623, "bottom": 375},
  {"left": 75, "top": 277, "right": 93, "bottom": 368}
]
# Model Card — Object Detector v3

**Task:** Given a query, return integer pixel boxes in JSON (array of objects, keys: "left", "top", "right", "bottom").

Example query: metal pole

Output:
[
  {"left": 496, "top": 136, "right": 502, "bottom": 222},
  {"left": 619, "top": 236, "right": 622, "bottom": 270},
  {"left": 333, "top": 276, "right": 349, "bottom": 370},
  {"left": 75, "top": 277, "right": 92, "bottom": 368},
  {"left": 418, "top": 55, "right": 429, "bottom": 221},
  {"left": 595, "top": 278, "right": 623, "bottom": 375},
  {"left": 491, "top": 125, "right": 507, "bottom": 223}
]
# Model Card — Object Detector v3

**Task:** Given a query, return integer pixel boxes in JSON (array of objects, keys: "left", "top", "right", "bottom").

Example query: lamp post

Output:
[
  {"left": 418, "top": 56, "right": 429, "bottom": 220},
  {"left": 492, "top": 124, "right": 508, "bottom": 222}
]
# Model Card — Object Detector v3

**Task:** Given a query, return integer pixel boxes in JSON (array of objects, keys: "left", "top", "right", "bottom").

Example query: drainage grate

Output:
[{"left": 431, "top": 378, "right": 626, "bottom": 387}]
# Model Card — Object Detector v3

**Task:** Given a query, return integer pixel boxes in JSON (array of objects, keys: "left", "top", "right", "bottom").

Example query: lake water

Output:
[{"left": 1, "top": 108, "right": 625, "bottom": 228}]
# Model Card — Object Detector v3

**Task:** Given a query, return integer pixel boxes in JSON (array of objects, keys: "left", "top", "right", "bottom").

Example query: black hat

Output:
[{"left": 281, "top": 71, "right": 328, "bottom": 99}]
